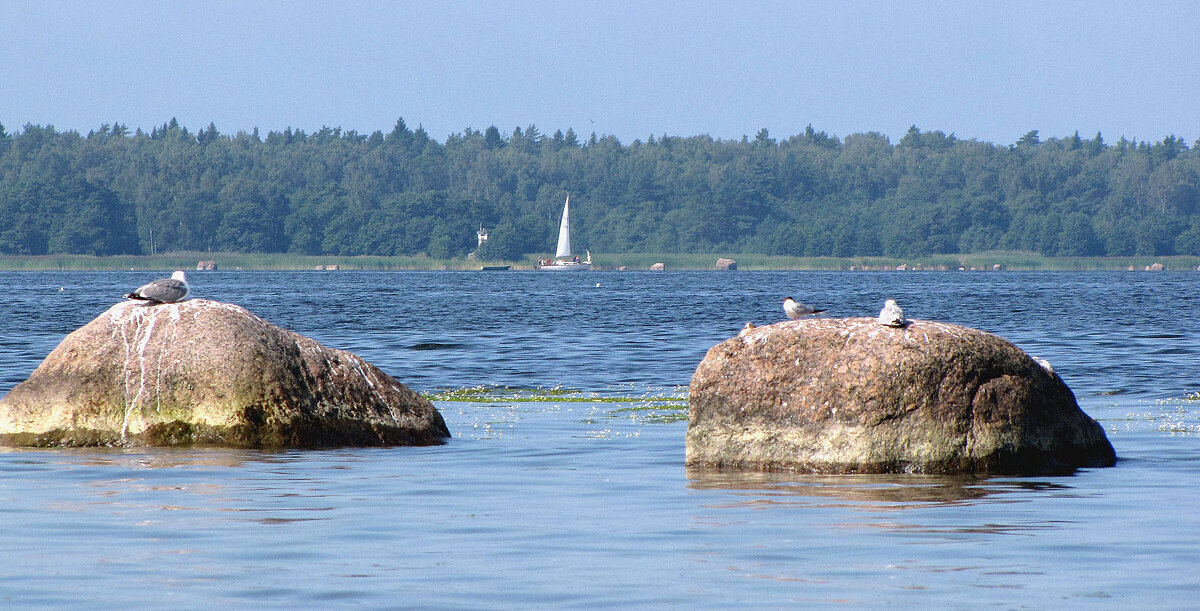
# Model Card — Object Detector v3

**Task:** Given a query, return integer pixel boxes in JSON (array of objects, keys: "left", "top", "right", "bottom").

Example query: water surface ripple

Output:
[{"left": 1, "top": 271, "right": 1198, "bottom": 607}]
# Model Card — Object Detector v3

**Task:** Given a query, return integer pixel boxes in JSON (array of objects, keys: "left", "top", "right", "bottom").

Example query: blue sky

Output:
[{"left": 3, "top": 1, "right": 1197, "bottom": 145}]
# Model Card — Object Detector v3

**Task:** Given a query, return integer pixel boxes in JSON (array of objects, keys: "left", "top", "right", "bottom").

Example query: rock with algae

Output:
[
  {"left": 687, "top": 317, "right": 1116, "bottom": 475},
  {"left": 0, "top": 299, "right": 449, "bottom": 448}
]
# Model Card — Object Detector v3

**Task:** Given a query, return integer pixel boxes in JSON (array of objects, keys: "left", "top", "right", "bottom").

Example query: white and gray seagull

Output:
[
  {"left": 125, "top": 270, "right": 190, "bottom": 304},
  {"left": 782, "top": 297, "right": 826, "bottom": 319},
  {"left": 877, "top": 299, "right": 906, "bottom": 327}
]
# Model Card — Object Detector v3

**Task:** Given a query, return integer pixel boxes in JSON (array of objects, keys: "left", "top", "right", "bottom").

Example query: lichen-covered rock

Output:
[
  {"left": 687, "top": 318, "right": 1115, "bottom": 475},
  {"left": 0, "top": 299, "right": 450, "bottom": 448}
]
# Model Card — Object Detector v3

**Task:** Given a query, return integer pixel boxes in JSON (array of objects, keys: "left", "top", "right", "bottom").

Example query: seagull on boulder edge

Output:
[
  {"left": 125, "top": 270, "right": 190, "bottom": 304},
  {"left": 877, "top": 299, "right": 906, "bottom": 327},
  {"left": 782, "top": 297, "right": 826, "bottom": 319},
  {"left": 738, "top": 321, "right": 756, "bottom": 337}
]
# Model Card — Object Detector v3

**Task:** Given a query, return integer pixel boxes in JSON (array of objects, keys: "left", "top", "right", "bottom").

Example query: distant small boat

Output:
[
  {"left": 536, "top": 195, "right": 592, "bottom": 271},
  {"left": 481, "top": 265, "right": 511, "bottom": 271}
]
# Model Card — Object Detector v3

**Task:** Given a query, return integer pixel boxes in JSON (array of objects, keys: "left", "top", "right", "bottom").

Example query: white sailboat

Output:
[{"left": 537, "top": 195, "right": 591, "bottom": 271}]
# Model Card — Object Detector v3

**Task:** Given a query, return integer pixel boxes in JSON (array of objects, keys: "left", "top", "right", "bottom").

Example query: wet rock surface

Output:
[
  {"left": 0, "top": 299, "right": 449, "bottom": 448},
  {"left": 687, "top": 317, "right": 1116, "bottom": 475}
]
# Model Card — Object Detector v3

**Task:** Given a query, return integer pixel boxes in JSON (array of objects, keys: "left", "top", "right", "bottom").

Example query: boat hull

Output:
[{"left": 536, "top": 262, "right": 591, "bottom": 271}]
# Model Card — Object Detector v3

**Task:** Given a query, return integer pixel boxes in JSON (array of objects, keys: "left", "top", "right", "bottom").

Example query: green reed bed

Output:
[
  {"left": 4, "top": 251, "right": 1199, "bottom": 272},
  {"left": 0, "top": 252, "right": 499, "bottom": 271},
  {"left": 581, "top": 251, "right": 1200, "bottom": 271}
]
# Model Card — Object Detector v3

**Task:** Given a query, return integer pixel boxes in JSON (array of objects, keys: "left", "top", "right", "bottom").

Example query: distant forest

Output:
[{"left": 1, "top": 118, "right": 1198, "bottom": 259}]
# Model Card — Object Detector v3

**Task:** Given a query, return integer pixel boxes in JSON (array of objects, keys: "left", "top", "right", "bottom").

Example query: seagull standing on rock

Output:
[
  {"left": 782, "top": 297, "right": 826, "bottom": 319},
  {"left": 878, "top": 299, "right": 906, "bottom": 327},
  {"left": 125, "top": 270, "right": 190, "bottom": 304}
]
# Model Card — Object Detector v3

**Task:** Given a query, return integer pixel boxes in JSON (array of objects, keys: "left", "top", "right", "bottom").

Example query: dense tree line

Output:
[{"left": 1, "top": 118, "right": 1198, "bottom": 258}]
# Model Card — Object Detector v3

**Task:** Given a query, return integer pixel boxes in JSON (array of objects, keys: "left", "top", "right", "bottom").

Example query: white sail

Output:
[
  {"left": 538, "top": 195, "right": 590, "bottom": 270},
  {"left": 555, "top": 196, "right": 572, "bottom": 258}
]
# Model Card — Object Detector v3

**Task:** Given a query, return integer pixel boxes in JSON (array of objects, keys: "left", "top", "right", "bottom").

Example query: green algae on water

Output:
[{"left": 423, "top": 385, "right": 688, "bottom": 405}]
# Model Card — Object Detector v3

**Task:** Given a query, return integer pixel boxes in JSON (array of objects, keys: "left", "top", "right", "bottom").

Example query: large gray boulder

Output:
[
  {"left": 687, "top": 318, "right": 1115, "bottom": 475},
  {"left": 0, "top": 299, "right": 450, "bottom": 448}
]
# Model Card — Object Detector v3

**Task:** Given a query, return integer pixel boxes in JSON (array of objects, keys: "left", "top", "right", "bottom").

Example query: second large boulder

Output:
[{"left": 687, "top": 318, "right": 1115, "bottom": 475}]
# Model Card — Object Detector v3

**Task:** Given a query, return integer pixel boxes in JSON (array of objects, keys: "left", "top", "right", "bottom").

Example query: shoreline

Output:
[{"left": 1, "top": 251, "right": 1198, "bottom": 272}]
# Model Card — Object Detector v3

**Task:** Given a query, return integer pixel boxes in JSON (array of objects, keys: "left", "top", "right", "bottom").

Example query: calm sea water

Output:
[{"left": 1, "top": 270, "right": 1198, "bottom": 608}]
